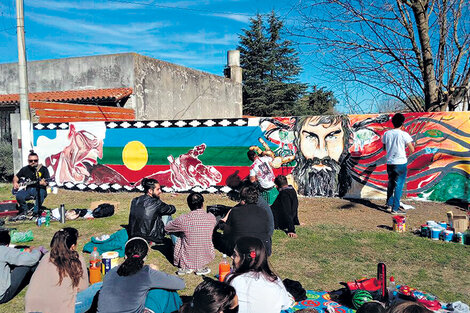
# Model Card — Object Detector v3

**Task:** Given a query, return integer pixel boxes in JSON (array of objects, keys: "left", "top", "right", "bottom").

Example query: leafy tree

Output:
[
  {"left": 238, "top": 11, "right": 308, "bottom": 116},
  {"left": 290, "top": 0, "right": 470, "bottom": 112},
  {"left": 295, "top": 85, "right": 338, "bottom": 116}
]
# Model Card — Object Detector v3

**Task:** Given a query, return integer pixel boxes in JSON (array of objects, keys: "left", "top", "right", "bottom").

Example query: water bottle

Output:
[
  {"left": 388, "top": 276, "right": 397, "bottom": 303},
  {"left": 218, "top": 254, "right": 231, "bottom": 282},
  {"left": 59, "top": 204, "right": 66, "bottom": 223},
  {"left": 89, "top": 247, "right": 102, "bottom": 284},
  {"left": 45, "top": 211, "right": 50, "bottom": 227}
]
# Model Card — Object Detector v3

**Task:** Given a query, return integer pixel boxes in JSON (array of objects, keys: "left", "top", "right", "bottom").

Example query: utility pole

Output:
[{"left": 16, "top": 0, "right": 32, "bottom": 166}]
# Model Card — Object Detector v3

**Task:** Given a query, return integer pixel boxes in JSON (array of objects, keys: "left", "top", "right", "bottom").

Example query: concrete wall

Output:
[
  {"left": 133, "top": 54, "right": 242, "bottom": 120},
  {"left": 0, "top": 53, "right": 242, "bottom": 120},
  {"left": 0, "top": 54, "right": 134, "bottom": 94}
]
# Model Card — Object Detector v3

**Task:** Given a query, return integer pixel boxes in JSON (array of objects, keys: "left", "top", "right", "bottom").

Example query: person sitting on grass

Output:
[
  {"left": 179, "top": 277, "right": 238, "bottom": 313},
  {"left": 214, "top": 187, "right": 272, "bottom": 256},
  {"left": 128, "top": 178, "right": 176, "bottom": 245},
  {"left": 165, "top": 192, "right": 217, "bottom": 276},
  {"left": 270, "top": 175, "right": 299, "bottom": 238},
  {"left": 387, "top": 302, "right": 432, "bottom": 313},
  {"left": 25, "top": 227, "right": 101, "bottom": 313},
  {"left": 97, "top": 237, "right": 185, "bottom": 313},
  {"left": 357, "top": 302, "right": 385, "bottom": 313},
  {"left": 226, "top": 236, "right": 293, "bottom": 313},
  {"left": 0, "top": 230, "right": 43, "bottom": 304}
]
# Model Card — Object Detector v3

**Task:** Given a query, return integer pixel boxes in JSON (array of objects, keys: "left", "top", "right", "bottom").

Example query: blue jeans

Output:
[
  {"left": 16, "top": 187, "right": 47, "bottom": 214},
  {"left": 75, "top": 282, "right": 102, "bottom": 313},
  {"left": 386, "top": 164, "right": 408, "bottom": 211}
]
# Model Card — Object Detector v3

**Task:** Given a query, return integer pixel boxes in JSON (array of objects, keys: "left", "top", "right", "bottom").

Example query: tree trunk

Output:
[{"left": 410, "top": 0, "right": 441, "bottom": 111}]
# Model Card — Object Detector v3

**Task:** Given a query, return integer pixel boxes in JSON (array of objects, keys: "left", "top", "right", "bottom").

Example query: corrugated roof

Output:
[{"left": 0, "top": 88, "right": 132, "bottom": 105}]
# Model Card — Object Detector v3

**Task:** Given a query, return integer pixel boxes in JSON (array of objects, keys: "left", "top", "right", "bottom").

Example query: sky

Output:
[{"left": 0, "top": 0, "right": 360, "bottom": 113}]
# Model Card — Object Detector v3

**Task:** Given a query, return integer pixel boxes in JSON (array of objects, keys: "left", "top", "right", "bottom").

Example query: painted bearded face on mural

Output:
[{"left": 292, "top": 115, "right": 352, "bottom": 197}]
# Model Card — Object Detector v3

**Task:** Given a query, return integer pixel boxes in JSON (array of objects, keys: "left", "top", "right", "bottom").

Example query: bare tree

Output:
[{"left": 290, "top": 0, "right": 470, "bottom": 111}]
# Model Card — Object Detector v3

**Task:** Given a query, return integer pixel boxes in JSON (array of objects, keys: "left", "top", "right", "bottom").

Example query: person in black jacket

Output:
[
  {"left": 215, "top": 186, "right": 272, "bottom": 256},
  {"left": 271, "top": 175, "right": 299, "bottom": 238},
  {"left": 128, "top": 178, "right": 176, "bottom": 244}
]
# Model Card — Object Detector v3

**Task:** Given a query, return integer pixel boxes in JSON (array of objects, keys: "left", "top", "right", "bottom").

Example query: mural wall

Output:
[{"left": 33, "top": 112, "right": 470, "bottom": 203}]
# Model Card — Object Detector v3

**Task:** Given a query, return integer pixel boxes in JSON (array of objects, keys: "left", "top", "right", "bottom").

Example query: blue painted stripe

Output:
[{"left": 103, "top": 126, "right": 271, "bottom": 147}]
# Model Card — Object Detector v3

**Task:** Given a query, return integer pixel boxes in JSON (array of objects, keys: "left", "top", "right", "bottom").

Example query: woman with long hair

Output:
[
  {"left": 97, "top": 237, "right": 185, "bottom": 313},
  {"left": 179, "top": 277, "right": 238, "bottom": 313},
  {"left": 226, "top": 236, "right": 293, "bottom": 313},
  {"left": 25, "top": 227, "right": 100, "bottom": 313}
]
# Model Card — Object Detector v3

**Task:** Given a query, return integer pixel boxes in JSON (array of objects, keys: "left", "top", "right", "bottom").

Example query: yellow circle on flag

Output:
[{"left": 122, "top": 141, "right": 148, "bottom": 171}]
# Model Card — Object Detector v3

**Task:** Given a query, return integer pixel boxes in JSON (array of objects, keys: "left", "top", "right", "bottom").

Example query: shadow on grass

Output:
[
  {"left": 152, "top": 237, "right": 174, "bottom": 265},
  {"left": 343, "top": 198, "right": 386, "bottom": 212}
]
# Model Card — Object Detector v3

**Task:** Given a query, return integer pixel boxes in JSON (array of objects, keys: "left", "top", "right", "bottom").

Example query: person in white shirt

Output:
[
  {"left": 381, "top": 113, "right": 415, "bottom": 214},
  {"left": 226, "top": 236, "right": 293, "bottom": 313},
  {"left": 247, "top": 150, "right": 278, "bottom": 205}
]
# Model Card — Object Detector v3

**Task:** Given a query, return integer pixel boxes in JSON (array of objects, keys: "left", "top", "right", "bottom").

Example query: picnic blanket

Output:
[
  {"left": 83, "top": 228, "right": 128, "bottom": 257},
  {"left": 282, "top": 290, "right": 355, "bottom": 313}
]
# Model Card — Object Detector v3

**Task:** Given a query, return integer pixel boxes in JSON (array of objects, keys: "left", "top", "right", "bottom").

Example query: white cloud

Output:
[
  {"left": 207, "top": 13, "right": 251, "bottom": 23},
  {"left": 173, "top": 31, "right": 238, "bottom": 45}
]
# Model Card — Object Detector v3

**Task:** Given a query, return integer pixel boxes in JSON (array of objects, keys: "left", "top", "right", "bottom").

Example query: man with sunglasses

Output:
[{"left": 12, "top": 151, "right": 50, "bottom": 216}]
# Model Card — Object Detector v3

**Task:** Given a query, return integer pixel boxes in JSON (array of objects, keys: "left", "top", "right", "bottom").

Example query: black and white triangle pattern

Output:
[
  {"left": 34, "top": 118, "right": 248, "bottom": 130},
  {"left": 105, "top": 118, "right": 248, "bottom": 129},
  {"left": 58, "top": 182, "right": 233, "bottom": 194}
]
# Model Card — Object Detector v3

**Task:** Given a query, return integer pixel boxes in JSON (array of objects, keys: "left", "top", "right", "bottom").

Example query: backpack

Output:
[{"left": 92, "top": 203, "right": 115, "bottom": 218}]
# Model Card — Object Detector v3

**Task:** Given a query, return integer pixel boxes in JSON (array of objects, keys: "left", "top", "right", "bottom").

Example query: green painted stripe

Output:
[{"left": 99, "top": 146, "right": 254, "bottom": 166}]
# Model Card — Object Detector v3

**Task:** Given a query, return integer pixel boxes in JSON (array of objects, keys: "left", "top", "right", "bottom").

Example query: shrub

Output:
[{"left": 0, "top": 141, "right": 14, "bottom": 182}]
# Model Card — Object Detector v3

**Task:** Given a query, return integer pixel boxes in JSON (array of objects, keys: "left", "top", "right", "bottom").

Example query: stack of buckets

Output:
[{"left": 420, "top": 221, "right": 467, "bottom": 244}]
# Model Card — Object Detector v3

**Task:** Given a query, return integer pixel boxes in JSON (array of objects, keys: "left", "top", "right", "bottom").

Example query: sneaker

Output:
[
  {"left": 177, "top": 268, "right": 194, "bottom": 276},
  {"left": 384, "top": 206, "right": 392, "bottom": 213},
  {"left": 195, "top": 267, "right": 211, "bottom": 276}
]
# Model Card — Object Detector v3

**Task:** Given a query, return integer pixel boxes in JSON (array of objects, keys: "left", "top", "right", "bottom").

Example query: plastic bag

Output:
[{"left": 10, "top": 230, "right": 34, "bottom": 243}]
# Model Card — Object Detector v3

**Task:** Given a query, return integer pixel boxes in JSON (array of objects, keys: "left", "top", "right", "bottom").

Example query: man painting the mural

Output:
[
  {"left": 247, "top": 149, "right": 278, "bottom": 205},
  {"left": 382, "top": 113, "right": 415, "bottom": 214},
  {"left": 12, "top": 151, "right": 50, "bottom": 216},
  {"left": 291, "top": 115, "right": 352, "bottom": 197},
  {"left": 128, "top": 178, "right": 176, "bottom": 245}
]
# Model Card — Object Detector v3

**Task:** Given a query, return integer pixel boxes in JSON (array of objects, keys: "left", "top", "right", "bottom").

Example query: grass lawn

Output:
[{"left": 0, "top": 184, "right": 469, "bottom": 312}]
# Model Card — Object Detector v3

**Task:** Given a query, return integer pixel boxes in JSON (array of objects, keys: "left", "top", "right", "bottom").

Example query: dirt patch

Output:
[{"left": 297, "top": 196, "right": 468, "bottom": 231}]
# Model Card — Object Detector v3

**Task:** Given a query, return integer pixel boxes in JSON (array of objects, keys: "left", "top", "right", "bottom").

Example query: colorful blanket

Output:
[{"left": 283, "top": 290, "right": 355, "bottom": 313}]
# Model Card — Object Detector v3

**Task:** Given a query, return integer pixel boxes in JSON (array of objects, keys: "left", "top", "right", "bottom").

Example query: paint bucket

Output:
[
  {"left": 392, "top": 215, "right": 406, "bottom": 233},
  {"left": 443, "top": 230, "right": 453, "bottom": 242},
  {"left": 430, "top": 228, "right": 441, "bottom": 240},
  {"left": 101, "top": 251, "right": 119, "bottom": 275},
  {"left": 439, "top": 221, "right": 447, "bottom": 229},
  {"left": 454, "top": 232, "right": 464, "bottom": 244},
  {"left": 420, "top": 225, "right": 430, "bottom": 238}
]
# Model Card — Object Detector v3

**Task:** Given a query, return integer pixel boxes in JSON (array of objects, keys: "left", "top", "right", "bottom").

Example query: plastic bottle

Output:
[
  {"left": 388, "top": 276, "right": 397, "bottom": 303},
  {"left": 89, "top": 247, "right": 102, "bottom": 284},
  {"left": 218, "top": 254, "right": 231, "bottom": 282},
  {"left": 45, "top": 211, "right": 50, "bottom": 227}
]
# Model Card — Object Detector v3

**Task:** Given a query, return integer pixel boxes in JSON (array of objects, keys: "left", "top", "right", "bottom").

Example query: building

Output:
[{"left": 0, "top": 52, "right": 242, "bottom": 124}]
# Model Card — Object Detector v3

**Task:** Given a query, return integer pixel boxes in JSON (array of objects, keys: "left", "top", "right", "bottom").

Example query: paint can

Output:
[
  {"left": 392, "top": 215, "right": 406, "bottom": 233},
  {"left": 455, "top": 232, "right": 464, "bottom": 244},
  {"left": 439, "top": 221, "right": 447, "bottom": 229},
  {"left": 101, "top": 251, "right": 119, "bottom": 275},
  {"left": 420, "top": 225, "right": 430, "bottom": 238},
  {"left": 430, "top": 228, "right": 441, "bottom": 240},
  {"left": 443, "top": 230, "right": 453, "bottom": 242}
]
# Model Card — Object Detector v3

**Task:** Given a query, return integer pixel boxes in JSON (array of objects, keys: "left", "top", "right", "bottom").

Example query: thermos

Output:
[{"left": 59, "top": 204, "right": 66, "bottom": 223}]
